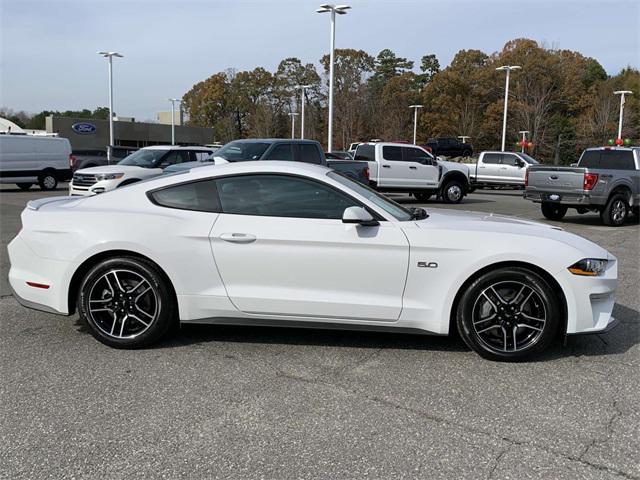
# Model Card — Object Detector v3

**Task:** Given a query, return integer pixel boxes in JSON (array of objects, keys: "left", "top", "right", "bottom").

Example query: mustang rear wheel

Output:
[
  {"left": 77, "top": 257, "right": 176, "bottom": 348},
  {"left": 456, "top": 267, "right": 561, "bottom": 361}
]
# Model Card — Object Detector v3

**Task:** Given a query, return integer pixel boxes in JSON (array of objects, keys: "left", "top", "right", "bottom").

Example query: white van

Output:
[{"left": 0, "top": 134, "right": 72, "bottom": 190}]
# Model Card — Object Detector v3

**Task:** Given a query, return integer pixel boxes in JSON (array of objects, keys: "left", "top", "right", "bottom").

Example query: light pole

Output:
[
  {"left": 168, "top": 98, "right": 181, "bottom": 145},
  {"left": 496, "top": 65, "right": 521, "bottom": 152},
  {"left": 519, "top": 130, "right": 529, "bottom": 153},
  {"left": 316, "top": 4, "right": 351, "bottom": 152},
  {"left": 613, "top": 90, "right": 633, "bottom": 140},
  {"left": 97, "top": 51, "right": 123, "bottom": 159},
  {"left": 296, "top": 85, "right": 312, "bottom": 139},
  {"left": 288, "top": 112, "right": 299, "bottom": 139},
  {"left": 409, "top": 105, "right": 423, "bottom": 145}
]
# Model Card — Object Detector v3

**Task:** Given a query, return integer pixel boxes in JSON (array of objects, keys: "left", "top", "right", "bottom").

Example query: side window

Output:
[
  {"left": 501, "top": 154, "right": 519, "bottom": 166},
  {"left": 298, "top": 144, "right": 323, "bottom": 164},
  {"left": 216, "top": 175, "right": 359, "bottom": 219},
  {"left": 354, "top": 144, "right": 375, "bottom": 160},
  {"left": 403, "top": 147, "right": 433, "bottom": 163},
  {"left": 149, "top": 180, "right": 221, "bottom": 212},
  {"left": 382, "top": 146, "right": 403, "bottom": 161},
  {"left": 159, "top": 151, "right": 190, "bottom": 167},
  {"left": 193, "top": 151, "right": 213, "bottom": 162},
  {"left": 482, "top": 153, "right": 501, "bottom": 164},
  {"left": 264, "top": 144, "right": 294, "bottom": 161}
]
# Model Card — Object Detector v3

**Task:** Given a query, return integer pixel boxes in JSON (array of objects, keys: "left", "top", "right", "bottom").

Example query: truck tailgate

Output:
[{"left": 527, "top": 166, "right": 585, "bottom": 193}]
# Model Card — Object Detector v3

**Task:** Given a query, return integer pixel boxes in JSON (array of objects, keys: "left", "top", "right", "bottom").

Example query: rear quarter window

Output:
[
  {"left": 598, "top": 150, "right": 636, "bottom": 170},
  {"left": 354, "top": 144, "right": 375, "bottom": 161},
  {"left": 149, "top": 180, "right": 221, "bottom": 212}
]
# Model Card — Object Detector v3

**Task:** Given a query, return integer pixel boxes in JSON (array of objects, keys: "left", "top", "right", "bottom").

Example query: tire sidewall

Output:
[
  {"left": 602, "top": 194, "right": 628, "bottom": 226},
  {"left": 39, "top": 172, "right": 58, "bottom": 190},
  {"left": 456, "top": 267, "right": 561, "bottom": 361},
  {"left": 77, "top": 257, "right": 174, "bottom": 348},
  {"left": 442, "top": 180, "right": 464, "bottom": 204}
]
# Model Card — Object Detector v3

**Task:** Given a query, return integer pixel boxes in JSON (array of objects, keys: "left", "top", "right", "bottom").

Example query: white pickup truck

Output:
[
  {"left": 353, "top": 142, "right": 471, "bottom": 203},
  {"left": 469, "top": 151, "right": 540, "bottom": 187}
]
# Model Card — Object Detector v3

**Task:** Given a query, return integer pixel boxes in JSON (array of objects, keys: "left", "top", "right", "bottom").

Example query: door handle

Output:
[
  {"left": 500, "top": 167, "right": 508, "bottom": 170},
  {"left": 219, "top": 233, "right": 257, "bottom": 244},
  {"left": 409, "top": 166, "right": 417, "bottom": 170},
  {"left": 382, "top": 165, "right": 391, "bottom": 169}
]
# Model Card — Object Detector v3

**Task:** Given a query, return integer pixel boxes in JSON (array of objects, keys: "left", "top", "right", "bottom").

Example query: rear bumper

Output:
[
  {"left": 524, "top": 190, "right": 604, "bottom": 207},
  {"left": 7, "top": 236, "right": 72, "bottom": 315}
]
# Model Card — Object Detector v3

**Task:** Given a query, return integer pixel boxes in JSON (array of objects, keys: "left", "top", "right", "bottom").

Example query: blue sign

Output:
[{"left": 71, "top": 122, "right": 97, "bottom": 134}]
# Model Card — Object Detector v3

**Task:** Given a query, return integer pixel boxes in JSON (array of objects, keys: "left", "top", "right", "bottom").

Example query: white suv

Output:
[{"left": 69, "top": 146, "right": 214, "bottom": 196}]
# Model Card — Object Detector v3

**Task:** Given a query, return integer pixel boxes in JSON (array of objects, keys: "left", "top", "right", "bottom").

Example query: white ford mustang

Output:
[{"left": 8, "top": 162, "right": 618, "bottom": 360}]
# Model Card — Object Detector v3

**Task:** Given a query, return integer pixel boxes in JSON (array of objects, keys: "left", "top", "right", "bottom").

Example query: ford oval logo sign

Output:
[{"left": 71, "top": 122, "right": 97, "bottom": 134}]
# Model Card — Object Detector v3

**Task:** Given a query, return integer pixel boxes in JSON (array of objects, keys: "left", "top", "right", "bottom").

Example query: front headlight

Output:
[
  {"left": 568, "top": 258, "right": 608, "bottom": 276},
  {"left": 96, "top": 173, "right": 124, "bottom": 181}
]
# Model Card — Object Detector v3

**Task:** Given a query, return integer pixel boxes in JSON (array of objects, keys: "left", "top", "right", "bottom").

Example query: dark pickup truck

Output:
[
  {"left": 164, "top": 139, "right": 370, "bottom": 184},
  {"left": 70, "top": 146, "right": 138, "bottom": 172},
  {"left": 425, "top": 137, "right": 473, "bottom": 158}
]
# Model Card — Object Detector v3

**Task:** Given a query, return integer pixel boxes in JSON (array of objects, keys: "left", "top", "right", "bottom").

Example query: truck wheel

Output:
[
  {"left": 38, "top": 171, "right": 58, "bottom": 191},
  {"left": 414, "top": 192, "right": 432, "bottom": 202},
  {"left": 541, "top": 202, "right": 567, "bottom": 221},
  {"left": 462, "top": 149, "right": 472, "bottom": 157},
  {"left": 16, "top": 183, "right": 33, "bottom": 191},
  {"left": 600, "top": 194, "right": 628, "bottom": 226},
  {"left": 441, "top": 180, "right": 464, "bottom": 204}
]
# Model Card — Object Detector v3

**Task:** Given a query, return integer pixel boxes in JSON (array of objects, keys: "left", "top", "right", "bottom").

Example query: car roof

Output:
[
  {"left": 584, "top": 146, "right": 637, "bottom": 152},
  {"left": 141, "top": 145, "right": 213, "bottom": 151},
  {"left": 358, "top": 142, "right": 426, "bottom": 149}
]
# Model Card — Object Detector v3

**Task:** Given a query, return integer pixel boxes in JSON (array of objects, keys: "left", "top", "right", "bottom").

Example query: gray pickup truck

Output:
[{"left": 524, "top": 147, "right": 639, "bottom": 226}]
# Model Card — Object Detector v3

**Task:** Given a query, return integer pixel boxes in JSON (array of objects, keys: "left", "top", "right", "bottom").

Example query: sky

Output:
[{"left": 1, "top": 0, "right": 638, "bottom": 121}]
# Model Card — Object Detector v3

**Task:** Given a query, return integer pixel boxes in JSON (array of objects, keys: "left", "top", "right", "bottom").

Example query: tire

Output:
[
  {"left": 16, "top": 183, "right": 33, "bottom": 191},
  {"left": 456, "top": 267, "right": 561, "bottom": 361},
  {"left": 441, "top": 180, "right": 465, "bottom": 204},
  {"left": 38, "top": 171, "right": 58, "bottom": 191},
  {"left": 414, "top": 191, "right": 432, "bottom": 202},
  {"left": 77, "top": 256, "right": 177, "bottom": 348},
  {"left": 600, "top": 194, "right": 628, "bottom": 227},
  {"left": 462, "top": 149, "right": 472, "bottom": 157},
  {"left": 541, "top": 202, "right": 567, "bottom": 221}
]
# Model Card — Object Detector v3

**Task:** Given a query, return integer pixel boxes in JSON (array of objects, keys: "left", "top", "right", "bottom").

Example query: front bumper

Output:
[
  {"left": 557, "top": 256, "right": 618, "bottom": 335},
  {"left": 69, "top": 179, "right": 117, "bottom": 196},
  {"left": 8, "top": 236, "right": 72, "bottom": 315}
]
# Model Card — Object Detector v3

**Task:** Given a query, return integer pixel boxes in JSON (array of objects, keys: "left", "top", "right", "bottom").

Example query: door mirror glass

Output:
[{"left": 342, "top": 206, "right": 378, "bottom": 226}]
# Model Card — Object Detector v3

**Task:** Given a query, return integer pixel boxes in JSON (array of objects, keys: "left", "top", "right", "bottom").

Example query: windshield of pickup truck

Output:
[
  {"left": 118, "top": 149, "right": 168, "bottom": 167},
  {"left": 214, "top": 141, "right": 271, "bottom": 162},
  {"left": 327, "top": 171, "right": 413, "bottom": 221},
  {"left": 519, "top": 153, "right": 539, "bottom": 164}
]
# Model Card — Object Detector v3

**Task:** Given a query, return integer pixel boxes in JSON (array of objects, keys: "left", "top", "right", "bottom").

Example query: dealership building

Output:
[{"left": 45, "top": 116, "right": 216, "bottom": 151}]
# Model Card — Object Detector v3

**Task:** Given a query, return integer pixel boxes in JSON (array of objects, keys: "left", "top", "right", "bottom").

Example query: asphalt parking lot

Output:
[{"left": 1, "top": 183, "right": 638, "bottom": 480}]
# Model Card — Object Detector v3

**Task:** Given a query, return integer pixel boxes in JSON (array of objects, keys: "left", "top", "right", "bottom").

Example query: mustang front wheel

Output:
[
  {"left": 77, "top": 257, "right": 176, "bottom": 348},
  {"left": 456, "top": 267, "right": 561, "bottom": 361}
]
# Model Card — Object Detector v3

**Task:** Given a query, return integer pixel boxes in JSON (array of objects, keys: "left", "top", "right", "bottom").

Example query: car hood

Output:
[
  {"left": 414, "top": 209, "right": 610, "bottom": 258},
  {"left": 75, "top": 165, "right": 153, "bottom": 174}
]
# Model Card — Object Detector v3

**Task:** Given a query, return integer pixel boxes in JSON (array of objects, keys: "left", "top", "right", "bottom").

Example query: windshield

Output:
[
  {"left": 519, "top": 153, "right": 539, "bottom": 164},
  {"left": 118, "top": 149, "right": 167, "bottom": 167},
  {"left": 327, "top": 171, "right": 413, "bottom": 221},
  {"left": 214, "top": 141, "right": 271, "bottom": 162}
]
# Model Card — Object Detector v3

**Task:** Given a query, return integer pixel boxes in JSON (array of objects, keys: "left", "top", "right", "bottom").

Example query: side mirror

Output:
[
  {"left": 517, "top": 160, "right": 525, "bottom": 168},
  {"left": 342, "top": 206, "right": 379, "bottom": 226}
]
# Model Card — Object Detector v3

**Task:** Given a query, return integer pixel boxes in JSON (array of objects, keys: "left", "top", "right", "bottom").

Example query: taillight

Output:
[
  {"left": 69, "top": 154, "right": 76, "bottom": 169},
  {"left": 364, "top": 166, "right": 370, "bottom": 181},
  {"left": 583, "top": 173, "right": 599, "bottom": 190},
  {"left": 524, "top": 167, "right": 529, "bottom": 187}
]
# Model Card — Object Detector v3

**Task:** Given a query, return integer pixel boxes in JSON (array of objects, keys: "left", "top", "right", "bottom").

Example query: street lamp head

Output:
[
  {"left": 409, "top": 104, "right": 424, "bottom": 109},
  {"left": 288, "top": 112, "right": 300, "bottom": 116},
  {"left": 614, "top": 90, "right": 633, "bottom": 95},
  {"left": 98, "top": 51, "right": 123, "bottom": 58},
  {"left": 296, "top": 84, "right": 312, "bottom": 90},
  {"left": 168, "top": 98, "right": 181, "bottom": 102},
  {"left": 496, "top": 65, "right": 521, "bottom": 72},
  {"left": 316, "top": 3, "right": 350, "bottom": 13}
]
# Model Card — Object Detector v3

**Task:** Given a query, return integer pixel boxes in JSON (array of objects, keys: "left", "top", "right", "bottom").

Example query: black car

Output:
[
  {"left": 425, "top": 137, "right": 473, "bottom": 158},
  {"left": 70, "top": 146, "right": 138, "bottom": 172}
]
